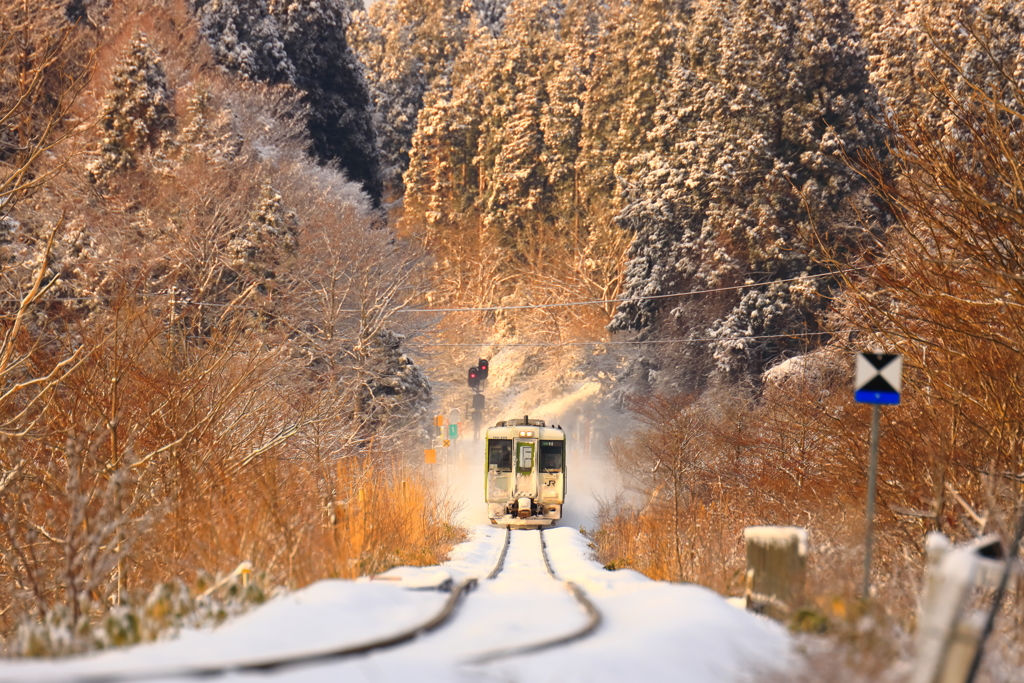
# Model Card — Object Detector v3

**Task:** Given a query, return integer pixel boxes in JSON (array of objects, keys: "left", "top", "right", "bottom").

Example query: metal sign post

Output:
[
  {"left": 854, "top": 352, "right": 903, "bottom": 599},
  {"left": 863, "top": 402, "right": 881, "bottom": 600}
]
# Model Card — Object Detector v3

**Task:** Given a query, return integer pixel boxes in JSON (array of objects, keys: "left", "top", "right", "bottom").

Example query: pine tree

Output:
[
  {"left": 470, "top": 0, "right": 564, "bottom": 272},
  {"left": 88, "top": 34, "right": 174, "bottom": 183},
  {"left": 355, "top": 328, "right": 432, "bottom": 430},
  {"left": 611, "top": 0, "right": 889, "bottom": 383},
  {"left": 576, "top": 0, "right": 682, "bottom": 214},
  {"left": 402, "top": 30, "right": 490, "bottom": 250},
  {"left": 401, "top": 0, "right": 678, "bottom": 311},
  {"left": 541, "top": 19, "right": 631, "bottom": 306},
  {"left": 191, "top": 0, "right": 383, "bottom": 203},
  {"left": 350, "top": 0, "right": 476, "bottom": 197},
  {"left": 402, "top": 0, "right": 567, "bottom": 301},
  {"left": 852, "top": 0, "right": 1024, "bottom": 129},
  {"left": 227, "top": 184, "right": 299, "bottom": 288}
]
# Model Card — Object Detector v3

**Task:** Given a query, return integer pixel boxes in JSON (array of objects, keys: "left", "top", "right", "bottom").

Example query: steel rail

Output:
[
  {"left": 47, "top": 579, "right": 474, "bottom": 683},
  {"left": 462, "top": 528, "right": 602, "bottom": 665},
  {"left": 486, "top": 526, "right": 512, "bottom": 579},
  {"left": 43, "top": 529, "right": 519, "bottom": 683}
]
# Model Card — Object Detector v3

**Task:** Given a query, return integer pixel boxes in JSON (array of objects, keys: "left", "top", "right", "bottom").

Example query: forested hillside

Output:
[
  {"left": 354, "top": 0, "right": 1023, "bottom": 385},
  {"left": 2, "top": 0, "right": 1024, "bottom": 676},
  {"left": 0, "top": 0, "right": 454, "bottom": 655},
  {"left": 354, "top": 0, "right": 1024, "bottom": 676},
  {"left": 355, "top": 0, "right": 894, "bottom": 385}
]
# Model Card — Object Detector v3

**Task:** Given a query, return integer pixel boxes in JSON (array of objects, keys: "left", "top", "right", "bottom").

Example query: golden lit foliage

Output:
[
  {"left": 594, "top": 19, "right": 1024, "bottom": 674},
  {"left": 0, "top": 1, "right": 457, "bottom": 651}
]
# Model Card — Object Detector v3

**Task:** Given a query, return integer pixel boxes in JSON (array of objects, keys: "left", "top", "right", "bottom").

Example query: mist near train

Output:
[{"left": 440, "top": 427, "right": 618, "bottom": 534}]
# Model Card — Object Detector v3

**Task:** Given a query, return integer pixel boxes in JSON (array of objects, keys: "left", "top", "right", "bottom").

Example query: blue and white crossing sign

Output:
[{"left": 854, "top": 353, "right": 902, "bottom": 405}]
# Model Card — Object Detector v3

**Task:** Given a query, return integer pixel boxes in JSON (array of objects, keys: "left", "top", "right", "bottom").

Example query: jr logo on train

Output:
[{"left": 485, "top": 415, "right": 566, "bottom": 529}]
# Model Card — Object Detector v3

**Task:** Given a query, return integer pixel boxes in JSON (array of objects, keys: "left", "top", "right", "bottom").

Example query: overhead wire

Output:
[
  {"left": 388, "top": 266, "right": 867, "bottom": 314},
  {"left": 0, "top": 265, "right": 867, "bottom": 313},
  {"left": 406, "top": 331, "right": 834, "bottom": 348}
]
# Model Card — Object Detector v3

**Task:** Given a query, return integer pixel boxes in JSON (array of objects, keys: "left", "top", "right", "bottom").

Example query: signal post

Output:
[
  {"left": 854, "top": 352, "right": 903, "bottom": 599},
  {"left": 468, "top": 358, "right": 488, "bottom": 439}
]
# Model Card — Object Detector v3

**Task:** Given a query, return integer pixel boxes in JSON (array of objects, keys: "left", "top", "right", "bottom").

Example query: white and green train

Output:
[{"left": 484, "top": 416, "right": 566, "bottom": 528}]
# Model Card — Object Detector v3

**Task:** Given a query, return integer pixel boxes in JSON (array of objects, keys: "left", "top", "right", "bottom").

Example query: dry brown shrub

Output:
[
  {"left": 333, "top": 456, "right": 464, "bottom": 578},
  {"left": 594, "top": 15, "right": 1024, "bottom": 681},
  {"left": 0, "top": 1, "right": 460, "bottom": 653}
]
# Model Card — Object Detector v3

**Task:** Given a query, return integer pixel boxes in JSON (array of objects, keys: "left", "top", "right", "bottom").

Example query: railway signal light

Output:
[
  {"left": 477, "top": 358, "right": 489, "bottom": 379},
  {"left": 468, "top": 366, "right": 481, "bottom": 390}
]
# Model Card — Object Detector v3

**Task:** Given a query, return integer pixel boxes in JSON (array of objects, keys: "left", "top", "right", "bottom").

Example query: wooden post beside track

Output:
[{"left": 743, "top": 526, "right": 808, "bottom": 621}]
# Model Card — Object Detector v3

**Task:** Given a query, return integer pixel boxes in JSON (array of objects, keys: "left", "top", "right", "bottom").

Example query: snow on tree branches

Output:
[
  {"left": 191, "top": 0, "right": 384, "bottom": 203},
  {"left": 88, "top": 34, "right": 174, "bottom": 183},
  {"left": 610, "top": 0, "right": 889, "bottom": 382}
]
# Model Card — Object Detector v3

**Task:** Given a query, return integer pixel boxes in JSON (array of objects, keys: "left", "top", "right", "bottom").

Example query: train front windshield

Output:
[
  {"left": 540, "top": 440, "right": 564, "bottom": 472},
  {"left": 488, "top": 438, "right": 513, "bottom": 471}
]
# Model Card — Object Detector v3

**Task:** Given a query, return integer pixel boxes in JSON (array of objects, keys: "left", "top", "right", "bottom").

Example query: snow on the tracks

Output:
[
  {"left": 520, "top": 526, "right": 795, "bottom": 682},
  {"left": 444, "top": 524, "right": 509, "bottom": 581},
  {"left": 0, "top": 581, "right": 449, "bottom": 682},
  {"left": 365, "top": 523, "right": 509, "bottom": 589},
  {"left": 0, "top": 525, "right": 793, "bottom": 683}
]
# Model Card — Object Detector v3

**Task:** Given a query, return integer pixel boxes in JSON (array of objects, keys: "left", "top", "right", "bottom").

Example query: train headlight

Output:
[{"left": 518, "top": 430, "right": 533, "bottom": 437}]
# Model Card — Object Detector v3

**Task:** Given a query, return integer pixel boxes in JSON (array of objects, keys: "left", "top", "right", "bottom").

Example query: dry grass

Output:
[
  {"left": 0, "top": 0, "right": 463, "bottom": 654},
  {"left": 333, "top": 457, "right": 465, "bottom": 579},
  {"left": 592, "top": 375, "right": 1023, "bottom": 679}
]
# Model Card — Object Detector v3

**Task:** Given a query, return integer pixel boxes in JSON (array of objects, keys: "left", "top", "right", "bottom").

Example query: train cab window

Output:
[
  {"left": 488, "top": 439, "right": 513, "bottom": 471},
  {"left": 540, "top": 440, "right": 564, "bottom": 472}
]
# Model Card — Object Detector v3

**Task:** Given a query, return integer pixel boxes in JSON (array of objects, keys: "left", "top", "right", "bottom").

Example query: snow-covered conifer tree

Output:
[
  {"left": 537, "top": 0, "right": 603, "bottom": 227},
  {"left": 576, "top": 0, "right": 682, "bottom": 206},
  {"left": 350, "top": 0, "right": 478, "bottom": 197},
  {"left": 611, "top": 0, "right": 888, "bottom": 384},
  {"left": 354, "top": 328, "right": 432, "bottom": 431},
  {"left": 88, "top": 34, "right": 174, "bottom": 183},
  {"left": 192, "top": 0, "right": 383, "bottom": 203},
  {"left": 227, "top": 184, "right": 299, "bottom": 289},
  {"left": 402, "top": 26, "right": 491, "bottom": 249},
  {"left": 470, "top": 0, "right": 564, "bottom": 270},
  {"left": 852, "top": 0, "right": 1024, "bottom": 128}
]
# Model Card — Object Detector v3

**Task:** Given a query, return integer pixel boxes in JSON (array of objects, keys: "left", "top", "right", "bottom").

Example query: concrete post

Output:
[{"left": 912, "top": 533, "right": 1013, "bottom": 683}]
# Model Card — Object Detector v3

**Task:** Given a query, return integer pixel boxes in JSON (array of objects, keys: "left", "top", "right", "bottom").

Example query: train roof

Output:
[
  {"left": 485, "top": 422, "right": 566, "bottom": 440},
  {"left": 495, "top": 416, "right": 547, "bottom": 427}
]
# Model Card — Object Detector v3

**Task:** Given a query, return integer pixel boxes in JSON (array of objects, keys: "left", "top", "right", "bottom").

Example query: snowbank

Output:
[{"left": 0, "top": 526, "right": 793, "bottom": 683}]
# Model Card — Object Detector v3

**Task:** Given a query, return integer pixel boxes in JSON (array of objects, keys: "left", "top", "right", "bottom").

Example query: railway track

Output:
[
  {"left": 21, "top": 527, "right": 601, "bottom": 682},
  {"left": 464, "top": 528, "right": 601, "bottom": 664},
  {"left": 69, "top": 579, "right": 474, "bottom": 682}
]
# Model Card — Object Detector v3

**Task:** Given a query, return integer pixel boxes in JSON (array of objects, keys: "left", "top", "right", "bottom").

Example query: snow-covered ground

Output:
[{"left": 0, "top": 526, "right": 793, "bottom": 683}]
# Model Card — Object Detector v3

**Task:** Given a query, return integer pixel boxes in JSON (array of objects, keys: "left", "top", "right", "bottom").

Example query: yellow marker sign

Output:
[
  {"left": 442, "top": 439, "right": 451, "bottom": 448},
  {"left": 424, "top": 448, "right": 436, "bottom": 464}
]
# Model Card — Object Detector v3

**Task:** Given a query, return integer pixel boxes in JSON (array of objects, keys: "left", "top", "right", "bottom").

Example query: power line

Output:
[
  {"left": 0, "top": 266, "right": 865, "bottom": 314},
  {"left": 391, "top": 266, "right": 864, "bottom": 315},
  {"left": 408, "top": 331, "right": 832, "bottom": 348}
]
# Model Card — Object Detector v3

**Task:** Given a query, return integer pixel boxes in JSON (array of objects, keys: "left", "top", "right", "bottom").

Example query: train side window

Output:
[
  {"left": 540, "top": 440, "right": 564, "bottom": 471},
  {"left": 488, "top": 439, "right": 512, "bottom": 471}
]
